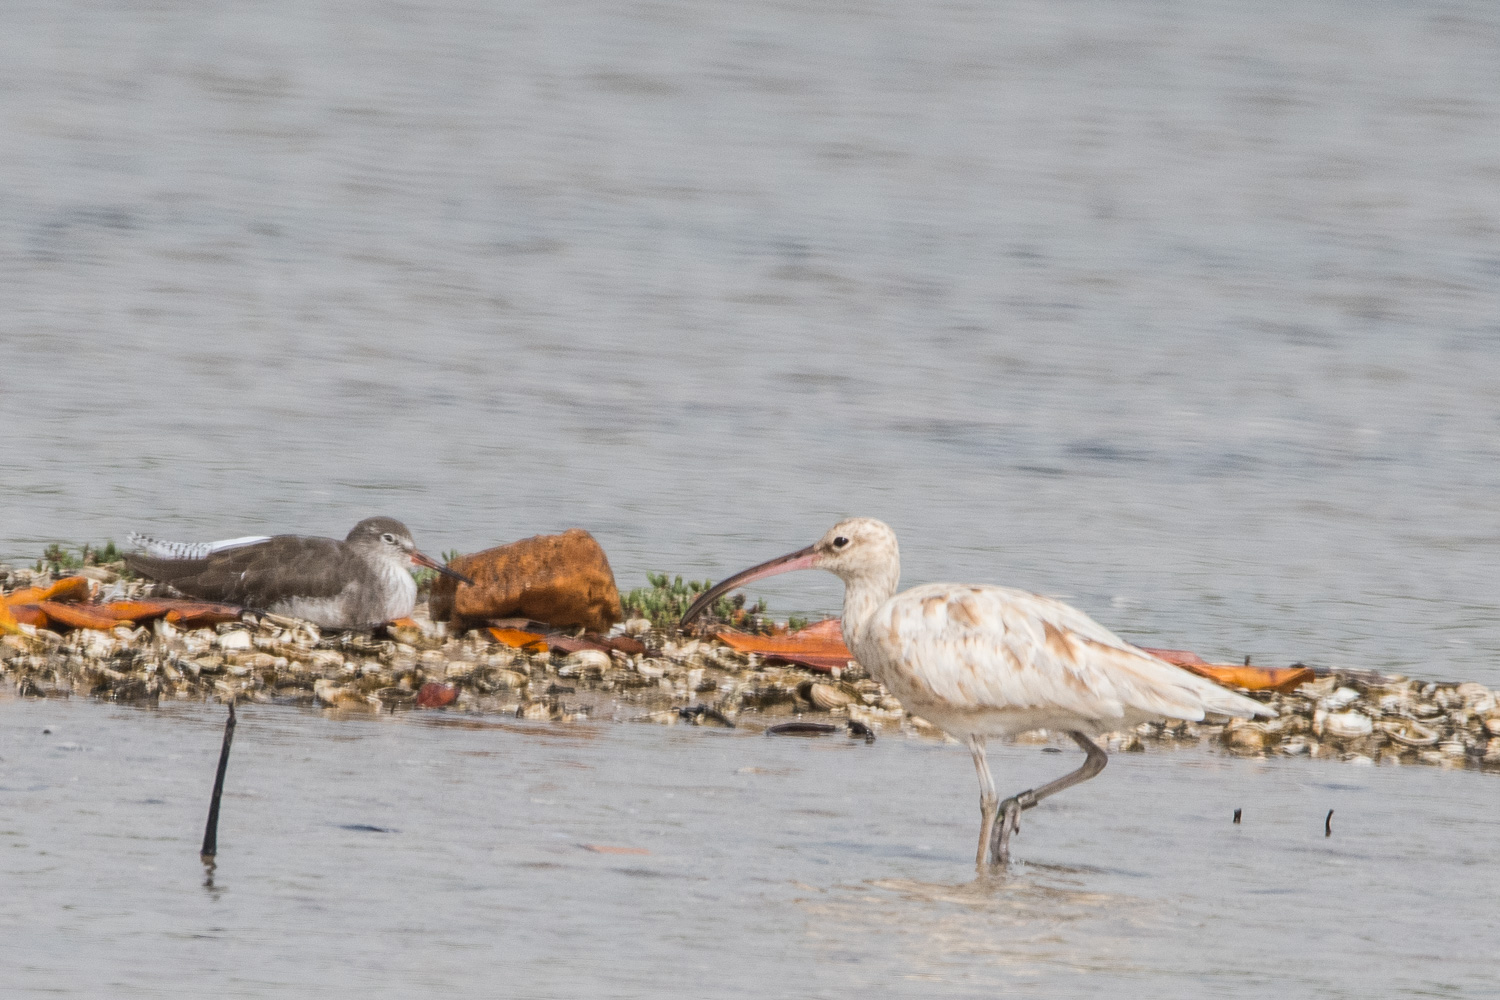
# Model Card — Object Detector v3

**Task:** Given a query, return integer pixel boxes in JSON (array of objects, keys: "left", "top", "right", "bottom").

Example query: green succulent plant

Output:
[{"left": 622, "top": 573, "right": 774, "bottom": 632}]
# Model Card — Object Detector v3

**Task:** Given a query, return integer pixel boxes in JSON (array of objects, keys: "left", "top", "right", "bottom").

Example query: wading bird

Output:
[
  {"left": 679, "top": 518, "right": 1272, "bottom": 865},
  {"left": 125, "top": 517, "right": 471, "bottom": 629}
]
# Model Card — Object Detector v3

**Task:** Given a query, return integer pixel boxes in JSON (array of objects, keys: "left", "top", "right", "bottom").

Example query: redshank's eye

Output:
[{"left": 832, "top": 536, "right": 850, "bottom": 549}]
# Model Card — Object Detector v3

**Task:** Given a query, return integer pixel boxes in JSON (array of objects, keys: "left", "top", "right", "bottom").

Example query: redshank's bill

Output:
[
  {"left": 124, "top": 517, "right": 472, "bottom": 629},
  {"left": 679, "top": 517, "right": 1273, "bottom": 865}
]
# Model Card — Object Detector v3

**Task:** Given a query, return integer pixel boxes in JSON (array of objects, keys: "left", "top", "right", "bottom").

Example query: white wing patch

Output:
[
  {"left": 127, "top": 533, "right": 271, "bottom": 560},
  {"left": 855, "top": 583, "right": 1270, "bottom": 728}
]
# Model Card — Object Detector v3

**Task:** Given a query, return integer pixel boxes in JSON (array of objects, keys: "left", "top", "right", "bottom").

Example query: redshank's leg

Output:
[
  {"left": 992, "top": 732, "right": 1108, "bottom": 863},
  {"left": 968, "top": 736, "right": 998, "bottom": 867}
]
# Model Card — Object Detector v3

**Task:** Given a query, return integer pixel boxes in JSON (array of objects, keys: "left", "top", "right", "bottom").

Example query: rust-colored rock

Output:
[{"left": 431, "top": 529, "right": 622, "bottom": 633}]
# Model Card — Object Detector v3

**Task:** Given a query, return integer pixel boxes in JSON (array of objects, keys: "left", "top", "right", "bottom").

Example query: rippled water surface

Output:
[
  {"left": 4, "top": 698, "right": 1498, "bottom": 998},
  {"left": 3, "top": 0, "right": 1500, "bottom": 994}
]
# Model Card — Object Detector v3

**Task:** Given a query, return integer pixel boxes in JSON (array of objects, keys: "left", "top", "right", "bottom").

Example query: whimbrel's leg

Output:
[
  {"left": 991, "top": 732, "right": 1108, "bottom": 863},
  {"left": 968, "top": 736, "right": 998, "bottom": 867}
]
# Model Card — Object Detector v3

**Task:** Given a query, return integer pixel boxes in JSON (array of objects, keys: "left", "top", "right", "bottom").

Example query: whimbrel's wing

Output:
[
  {"left": 124, "top": 535, "right": 354, "bottom": 609},
  {"left": 126, "top": 532, "right": 271, "bottom": 560},
  {"left": 866, "top": 583, "right": 1273, "bottom": 725}
]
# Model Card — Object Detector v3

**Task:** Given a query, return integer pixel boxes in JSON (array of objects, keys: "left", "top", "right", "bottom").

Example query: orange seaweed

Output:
[
  {"left": 714, "top": 619, "right": 851, "bottom": 659},
  {"left": 43, "top": 577, "right": 93, "bottom": 603},
  {"left": 160, "top": 603, "right": 243, "bottom": 628},
  {"left": 3, "top": 577, "right": 92, "bottom": 608},
  {"left": 96, "top": 600, "right": 176, "bottom": 621},
  {"left": 488, "top": 627, "right": 549, "bottom": 652},
  {"left": 5, "top": 604, "right": 48, "bottom": 627},
  {"left": 1142, "top": 646, "right": 1311, "bottom": 692},
  {"left": 36, "top": 601, "right": 127, "bottom": 631},
  {"left": 1179, "top": 662, "right": 1314, "bottom": 693},
  {"left": 86, "top": 599, "right": 240, "bottom": 628},
  {"left": 713, "top": 619, "right": 854, "bottom": 673}
]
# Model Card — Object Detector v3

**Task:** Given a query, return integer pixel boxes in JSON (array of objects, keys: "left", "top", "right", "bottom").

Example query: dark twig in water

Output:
[
  {"left": 846, "top": 719, "right": 876, "bottom": 743},
  {"left": 1233, "top": 808, "right": 1242, "bottom": 824},
  {"left": 200, "top": 701, "right": 237, "bottom": 862},
  {"left": 766, "top": 721, "right": 839, "bottom": 736},
  {"left": 1325, "top": 809, "right": 1334, "bottom": 837},
  {"left": 676, "top": 704, "right": 736, "bottom": 728}
]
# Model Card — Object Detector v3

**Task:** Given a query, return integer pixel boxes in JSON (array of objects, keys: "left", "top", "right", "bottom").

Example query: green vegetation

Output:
[
  {"left": 33, "top": 540, "right": 127, "bottom": 576},
  {"left": 623, "top": 572, "right": 774, "bottom": 632}
]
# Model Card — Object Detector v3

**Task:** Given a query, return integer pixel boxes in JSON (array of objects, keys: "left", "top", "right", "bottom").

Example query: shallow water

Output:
[
  {"left": 3, "top": 0, "right": 1500, "bottom": 994},
  {"left": 3, "top": 697, "right": 1496, "bottom": 998}
]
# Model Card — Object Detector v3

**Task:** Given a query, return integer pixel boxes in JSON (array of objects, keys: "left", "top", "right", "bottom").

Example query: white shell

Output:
[
  {"left": 1379, "top": 719, "right": 1439, "bottom": 747},
  {"left": 1456, "top": 683, "right": 1495, "bottom": 714},
  {"left": 1323, "top": 711, "right": 1373, "bottom": 738},
  {"left": 808, "top": 682, "right": 855, "bottom": 710},
  {"left": 1321, "top": 687, "right": 1360, "bottom": 710},
  {"left": 216, "top": 630, "right": 252, "bottom": 651},
  {"left": 564, "top": 649, "right": 611, "bottom": 672}
]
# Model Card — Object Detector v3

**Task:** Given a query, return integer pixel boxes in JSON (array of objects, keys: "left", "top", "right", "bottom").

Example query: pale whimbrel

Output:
[{"left": 681, "top": 517, "right": 1272, "bottom": 865}]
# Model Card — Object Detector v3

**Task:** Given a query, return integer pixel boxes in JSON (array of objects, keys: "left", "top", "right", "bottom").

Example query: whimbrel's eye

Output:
[
  {"left": 832, "top": 536, "right": 850, "bottom": 549},
  {"left": 382, "top": 533, "right": 396, "bottom": 544}
]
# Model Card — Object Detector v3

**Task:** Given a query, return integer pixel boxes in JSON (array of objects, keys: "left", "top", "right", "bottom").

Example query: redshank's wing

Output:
[
  {"left": 864, "top": 583, "right": 1272, "bottom": 725},
  {"left": 125, "top": 535, "right": 355, "bottom": 609}
]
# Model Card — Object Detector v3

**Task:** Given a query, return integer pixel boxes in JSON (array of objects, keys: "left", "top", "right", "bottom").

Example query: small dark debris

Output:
[
  {"left": 845, "top": 719, "right": 875, "bottom": 743},
  {"left": 338, "top": 824, "right": 396, "bottom": 834},
  {"left": 676, "top": 704, "right": 736, "bottom": 728},
  {"left": 766, "top": 722, "right": 838, "bottom": 737}
]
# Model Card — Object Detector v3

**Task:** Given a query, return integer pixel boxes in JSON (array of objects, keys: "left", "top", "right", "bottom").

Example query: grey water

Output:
[
  {"left": 2, "top": 0, "right": 1499, "bottom": 995},
  {"left": 4, "top": 698, "right": 1498, "bottom": 998}
]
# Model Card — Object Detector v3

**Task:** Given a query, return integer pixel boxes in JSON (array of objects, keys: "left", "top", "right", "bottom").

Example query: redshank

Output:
[
  {"left": 680, "top": 517, "right": 1273, "bottom": 865},
  {"left": 124, "top": 517, "right": 472, "bottom": 629}
]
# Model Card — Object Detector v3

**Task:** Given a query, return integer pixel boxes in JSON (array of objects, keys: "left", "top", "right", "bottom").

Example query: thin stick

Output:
[
  {"left": 200, "top": 702, "right": 237, "bottom": 861},
  {"left": 1324, "top": 809, "right": 1333, "bottom": 837}
]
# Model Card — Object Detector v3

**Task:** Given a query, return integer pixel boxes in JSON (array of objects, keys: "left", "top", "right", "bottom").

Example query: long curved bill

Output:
[
  {"left": 678, "top": 544, "right": 820, "bottom": 630},
  {"left": 411, "top": 550, "right": 476, "bottom": 587}
]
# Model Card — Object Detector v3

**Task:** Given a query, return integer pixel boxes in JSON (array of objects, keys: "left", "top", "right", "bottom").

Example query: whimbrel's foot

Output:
[{"left": 992, "top": 797, "right": 1022, "bottom": 864}]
